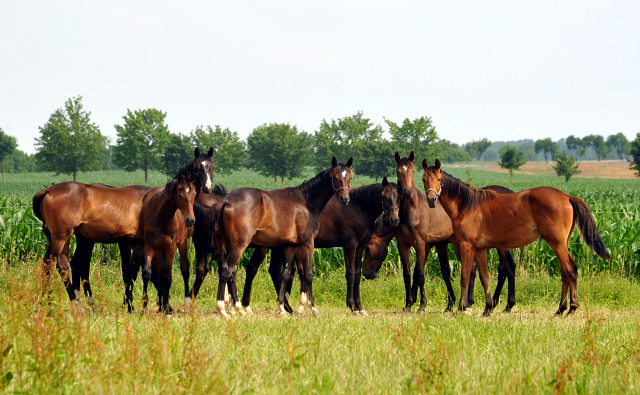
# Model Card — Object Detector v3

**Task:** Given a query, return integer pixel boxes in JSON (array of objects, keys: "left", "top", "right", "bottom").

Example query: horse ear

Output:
[
  {"left": 382, "top": 177, "right": 388, "bottom": 186},
  {"left": 346, "top": 157, "right": 353, "bottom": 168},
  {"left": 422, "top": 159, "right": 428, "bottom": 169},
  {"left": 194, "top": 147, "right": 200, "bottom": 158},
  {"left": 331, "top": 156, "right": 338, "bottom": 168},
  {"left": 394, "top": 152, "right": 400, "bottom": 163},
  {"left": 435, "top": 159, "right": 441, "bottom": 170},
  {"left": 207, "top": 147, "right": 214, "bottom": 157},
  {"left": 408, "top": 151, "right": 415, "bottom": 162}
]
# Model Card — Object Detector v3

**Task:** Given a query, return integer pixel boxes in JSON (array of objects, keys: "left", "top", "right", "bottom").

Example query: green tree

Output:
[
  {"left": 630, "top": 132, "right": 640, "bottom": 177},
  {"left": 0, "top": 128, "right": 17, "bottom": 182},
  {"left": 534, "top": 138, "right": 558, "bottom": 162},
  {"left": 553, "top": 152, "right": 581, "bottom": 182},
  {"left": 163, "top": 133, "right": 193, "bottom": 177},
  {"left": 190, "top": 125, "right": 246, "bottom": 174},
  {"left": 565, "top": 135, "right": 589, "bottom": 161},
  {"left": 247, "top": 123, "right": 312, "bottom": 182},
  {"left": 313, "top": 112, "right": 388, "bottom": 177},
  {"left": 386, "top": 116, "right": 442, "bottom": 163},
  {"left": 34, "top": 96, "right": 107, "bottom": 181},
  {"left": 4, "top": 150, "right": 36, "bottom": 173},
  {"left": 583, "top": 134, "right": 610, "bottom": 161},
  {"left": 437, "top": 139, "right": 472, "bottom": 163},
  {"left": 498, "top": 144, "right": 527, "bottom": 178},
  {"left": 464, "top": 138, "right": 492, "bottom": 161},
  {"left": 113, "top": 108, "right": 171, "bottom": 183},
  {"left": 607, "top": 133, "right": 630, "bottom": 160}
]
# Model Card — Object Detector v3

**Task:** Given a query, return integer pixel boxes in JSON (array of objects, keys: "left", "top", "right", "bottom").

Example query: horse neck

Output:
[
  {"left": 438, "top": 173, "right": 464, "bottom": 219},
  {"left": 154, "top": 188, "right": 180, "bottom": 224},
  {"left": 350, "top": 184, "right": 385, "bottom": 221},
  {"left": 293, "top": 169, "right": 335, "bottom": 215}
]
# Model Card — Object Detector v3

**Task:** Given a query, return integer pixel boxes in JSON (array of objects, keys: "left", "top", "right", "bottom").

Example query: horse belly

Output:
[{"left": 478, "top": 226, "right": 540, "bottom": 250}]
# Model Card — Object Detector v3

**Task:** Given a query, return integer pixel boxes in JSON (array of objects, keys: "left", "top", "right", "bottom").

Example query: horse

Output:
[
  {"left": 239, "top": 177, "right": 403, "bottom": 315},
  {"left": 362, "top": 187, "right": 519, "bottom": 312},
  {"left": 136, "top": 172, "right": 197, "bottom": 314},
  {"left": 32, "top": 147, "right": 214, "bottom": 310},
  {"left": 210, "top": 157, "right": 353, "bottom": 318},
  {"left": 421, "top": 158, "right": 610, "bottom": 315}
]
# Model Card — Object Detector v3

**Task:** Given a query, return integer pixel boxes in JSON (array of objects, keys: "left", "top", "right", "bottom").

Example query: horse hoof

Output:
[
  {"left": 361, "top": 309, "right": 369, "bottom": 316},
  {"left": 235, "top": 303, "right": 246, "bottom": 316},
  {"left": 296, "top": 305, "right": 305, "bottom": 315},
  {"left": 311, "top": 307, "right": 319, "bottom": 317},
  {"left": 244, "top": 306, "right": 253, "bottom": 315},
  {"left": 483, "top": 310, "right": 491, "bottom": 317},
  {"left": 86, "top": 296, "right": 95, "bottom": 307},
  {"left": 464, "top": 308, "right": 473, "bottom": 315},
  {"left": 352, "top": 310, "right": 362, "bottom": 316},
  {"left": 70, "top": 300, "right": 85, "bottom": 314},
  {"left": 417, "top": 308, "right": 426, "bottom": 315}
]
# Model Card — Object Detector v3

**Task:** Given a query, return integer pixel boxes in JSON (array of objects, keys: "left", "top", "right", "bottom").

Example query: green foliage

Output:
[
  {"left": 34, "top": 96, "right": 107, "bottom": 182},
  {"left": 3, "top": 150, "right": 36, "bottom": 173},
  {"left": 436, "top": 139, "right": 472, "bottom": 163},
  {"left": 190, "top": 125, "right": 246, "bottom": 174},
  {"left": 607, "top": 133, "right": 630, "bottom": 160},
  {"left": 553, "top": 152, "right": 581, "bottom": 182},
  {"left": 630, "top": 132, "right": 640, "bottom": 177},
  {"left": 162, "top": 133, "right": 193, "bottom": 177},
  {"left": 464, "top": 138, "right": 492, "bottom": 161},
  {"left": 566, "top": 135, "right": 589, "bottom": 160},
  {"left": 0, "top": 128, "right": 17, "bottom": 182},
  {"left": 498, "top": 144, "right": 527, "bottom": 177},
  {"left": 113, "top": 108, "right": 171, "bottom": 183},
  {"left": 584, "top": 134, "right": 610, "bottom": 161},
  {"left": 534, "top": 138, "right": 559, "bottom": 162},
  {"left": 247, "top": 123, "right": 312, "bottom": 182},
  {"left": 313, "top": 112, "right": 389, "bottom": 177},
  {"left": 386, "top": 116, "right": 442, "bottom": 164}
]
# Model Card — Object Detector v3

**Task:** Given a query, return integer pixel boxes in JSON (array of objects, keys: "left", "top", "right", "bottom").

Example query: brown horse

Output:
[
  {"left": 137, "top": 173, "right": 197, "bottom": 314},
  {"left": 239, "top": 177, "right": 403, "bottom": 315},
  {"left": 421, "top": 158, "right": 610, "bottom": 315},
  {"left": 211, "top": 157, "right": 353, "bottom": 318},
  {"left": 32, "top": 148, "right": 214, "bottom": 309}
]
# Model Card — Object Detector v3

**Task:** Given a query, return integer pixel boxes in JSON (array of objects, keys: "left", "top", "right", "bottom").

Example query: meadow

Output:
[{"left": 1, "top": 165, "right": 640, "bottom": 393}]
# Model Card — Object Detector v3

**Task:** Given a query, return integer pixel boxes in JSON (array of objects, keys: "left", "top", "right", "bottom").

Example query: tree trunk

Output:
[
  {"left": 145, "top": 166, "right": 149, "bottom": 183},
  {"left": 2, "top": 162, "right": 4, "bottom": 182},
  {"left": 274, "top": 174, "right": 277, "bottom": 183},
  {"left": 73, "top": 171, "right": 77, "bottom": 182}
]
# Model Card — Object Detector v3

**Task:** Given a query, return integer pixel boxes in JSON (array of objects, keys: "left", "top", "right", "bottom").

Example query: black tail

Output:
[
  {"left": 32, "top": 188, "right": 48, "bottom": 222},
  {"left": 569, "top": 197, "right": 610, "bottom": 259},
  {"left": 193, "top": 201, "right": 226, "bottom": 258}
]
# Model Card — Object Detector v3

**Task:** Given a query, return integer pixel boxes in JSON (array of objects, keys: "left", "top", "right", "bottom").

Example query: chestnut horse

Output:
[
  {"left": 32, "top": 148, "right": 214, "bottom": 309},
  {"left": 421, "top": 158, "right": 610, "bottom": 315},
  {"left": 239, "top": 177, "right": 403, "bottom": 315},
  {"left": 210, "top": 157, "right": 353, "bottom": 318},
  {"left": 137, "top": 173, "right": 197, "bottom": 314}
]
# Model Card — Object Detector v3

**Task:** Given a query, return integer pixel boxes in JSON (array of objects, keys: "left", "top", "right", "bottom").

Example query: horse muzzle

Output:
[
  {"left": 427, "top": 196, "right": 437, "bottom": 208},
  {"left": 363, "top": 269, "right": 377, "bottom": 280},
  {"left": 337, "top": 194, "right": 350, "bottom": 206},
  {"left": 389, "top": 215, "right": 400, "bottom": 227},
  {"left": 184, "top": 216, "right": 196, "bottom": 227},
  {"left": 402, "top": 188, "right": 412, "bottom": 198}
]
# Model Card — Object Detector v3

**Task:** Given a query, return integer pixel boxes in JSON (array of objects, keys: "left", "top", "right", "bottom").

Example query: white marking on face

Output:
[
  {"left": 402, "top": 166, "right": 408, "bottom": 171},
  {"left": 202, "top": 161, "right": 212, "bottom": 189},
  {"left": 186, "top": 187, "right": 190, "bottom": 193},
  {"left": 341, "top": 170, "right": 346, "bottom": 178}
]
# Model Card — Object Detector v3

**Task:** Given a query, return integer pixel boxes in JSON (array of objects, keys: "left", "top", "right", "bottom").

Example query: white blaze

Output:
[
  {"left": 202, "top": 161, "right": 212, "bottom": 190},
  {"left": 402, "top": 166, "right": 408, "bottom": 171}
]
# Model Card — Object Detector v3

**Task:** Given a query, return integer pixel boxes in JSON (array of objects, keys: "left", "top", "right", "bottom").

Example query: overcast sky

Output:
[{"left": 1, "top": 0, "right": 639, "bottom": 154}]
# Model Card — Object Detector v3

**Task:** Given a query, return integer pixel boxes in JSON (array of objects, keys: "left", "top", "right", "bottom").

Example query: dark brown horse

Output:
[
  {"left": 137, "top": 173, "right": 197, "bottom": 314},
  {"left": 210, "top": 157, "right": 353, "bottom": 318},
  {"left": 421, "top": 158, "right": 610, "bottom": 315},
  {"left": 239, "top": 177, "right": 403, "bottom": 315},
  {"left": 32, "top": 148, "right": 214, "bottom": 310}
]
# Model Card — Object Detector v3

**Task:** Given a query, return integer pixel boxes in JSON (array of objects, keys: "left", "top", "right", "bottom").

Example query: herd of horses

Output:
[{"left": 31, "top": 148, "right": 610, "bottom": 318}]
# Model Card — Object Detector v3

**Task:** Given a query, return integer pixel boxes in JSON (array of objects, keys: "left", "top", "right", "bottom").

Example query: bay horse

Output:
[
  {"left": 137, "top": 172, "right": 197, "bottom": 314},
  {"left": 421, "top": 158, "right": 610, "bottom": 315},
  {"left": 211, "top": 157, "right": 353, "bottom": 318},
  {"left": 239, "top": 177, "right": 403, "bottom": 315},
  {"left": 32, "top": 147, "right": 214, "bottom": 309}
]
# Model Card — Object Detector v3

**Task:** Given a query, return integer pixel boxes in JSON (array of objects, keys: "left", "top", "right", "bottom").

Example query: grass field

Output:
[{"left": 1, "top": 166, "right": 640, "bottom": 393}]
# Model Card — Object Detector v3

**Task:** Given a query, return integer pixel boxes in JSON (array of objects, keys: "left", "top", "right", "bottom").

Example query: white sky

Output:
[{"left": 1, "top": 1, "right": 639, "bottom": 154}]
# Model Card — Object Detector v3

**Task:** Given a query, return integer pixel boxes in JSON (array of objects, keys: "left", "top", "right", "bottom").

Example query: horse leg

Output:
[
  {"left": 161, "top": 247, "right": 177, "bottom": 315},
  {"left": 177, "top": 239, "right": 191, "bottom": 310},
  {"left": 398, "top": 241, "right": 413, "bottom": 312},
  {"left": 411, "top": 244, "right": 427, "bottom": 313},
  {"left": 268, "top": 246, "right": 293, "bottom": 313},
  {"left": 434, "top": 241, "right": 455, "bottom": 312},
  {"left": 457, "top": 242, "right": 475, "bottom": 312},
  {"left": 216, "top": 246, "right": 245, "bottom": 318},
  {"left": 547, "top": 240, "right": 578, "bottom": 315},
  {"left": 227, "top": 264, "right": 244, "bottom": 315},
  {"left": 353, "top": 245, "right": 366, "bottom": 314},
  {"left": 474, "top": 249, "right": 493, "bottom": 316},
  {"left": 294, "top": 253, "right": 308, "bottom": 314},
  {"left": 298, "top": 245, "right": 318, "bottom": 316},
  {"left": 242, "top": 247, "right": 269, "bottom": 313},
  {"left": 494, "top": 249, "right": 516, "bottom": 311},
  {"left": 141, "top": 246, "right": 154, "bottom": 311},
  {"left": 277, "top": 247, "right": 297, "bottom": 316},
  {"left": 119, "top": 243, "right": 135, "bottom": 312},
  {"left": 73, "top": 234, "right": 96, "bottom": 306},
  {"left": 190, "top": 248, "right": 209, "bottom": 301},
  {"left": 344, "top": 244, "right": 357, "bottom": 313}
]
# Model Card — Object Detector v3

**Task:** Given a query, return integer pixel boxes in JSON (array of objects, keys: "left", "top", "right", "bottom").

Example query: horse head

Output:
[
  {"left": 174, "top": 173, "right": 198, "bottom": 227},
  {"left": 395, "top": 151, "right": 416, "bottom": 198},
  {"left": 362, "top": 215, "right": 396, "bottom": 280},
  {"left": 421, "top": 158, "right": 443, "bottom": 208},
  {"left": 381, "top": 177, "right": 401, "bottom": 227},
  {"left": 330, "top": 156, "right": 353, "bottom": 206},
  {"left": 191, "top": 147, "right": 215, "bottom": 194}
]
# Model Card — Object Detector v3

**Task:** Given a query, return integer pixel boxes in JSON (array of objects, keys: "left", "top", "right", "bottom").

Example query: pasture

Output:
[{"left": 1, "top": 167, "right": 640, "bottom": 393}]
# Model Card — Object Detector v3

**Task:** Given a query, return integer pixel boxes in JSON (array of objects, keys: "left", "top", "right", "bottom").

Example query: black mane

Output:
[
  {"left": 349, "top": 183, "right": 385, "bottom": 212},
  {"left": 441, "top": 171, "right": 497, "bottom": 212},
  {"left": 287, "top": 168, "right": 332, "bottom": 201}
]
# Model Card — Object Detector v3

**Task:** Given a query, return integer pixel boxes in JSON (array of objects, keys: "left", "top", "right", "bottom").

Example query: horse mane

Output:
[
  {"left": 349, "top": 183, "right": 385, "bottom": 212},
  {"left": 287, "top": 168, "right": 331, "bottom": 201},
  {"left": 212, "top": 184, "right": 227, "bottom": 197},
  {"left": 442, "top": 171, "right": 497, "bottom": 212}
]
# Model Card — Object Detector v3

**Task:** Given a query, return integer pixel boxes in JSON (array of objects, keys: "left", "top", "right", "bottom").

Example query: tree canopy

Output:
[
  {"left": 162, "top": 133, "right": 193, "bottom": 177},
  {"left": 0, "top": 127, "right": 17, "bottom": 182},
  {"left": 553, "top": 152, "right": 581, "bottom": 182},
  {"left": 498, "top": 144, "right": 527, "bottom": 178},
  {"left": 534, "top": 138, "right": 558, "bottom": 162},
  {"left": 190, "top": 125, "right": 246, "bottom": 174},
  {"left": 386, "top": 116, "right": 442, "bottom": 164},
  {"left": 607, "top": 133, "right": 630, "bottom": 160},
  {"left": 247, "top": 123, "right": 312, "bottom": 182},
  {"left": 34, "top": 96, "right": 107, "bottom": 181},
  {"left": 630, "top": 133, "right": 640, "bottom": 177},
  {"left": 464, "top": 138, "right": 492, "bottom": 161},
  {"left": 113, "top": 108, "right": 171, "bottom": 183},
  {"left": 583, "top": 134, "right": 610, "bottom": 161}
]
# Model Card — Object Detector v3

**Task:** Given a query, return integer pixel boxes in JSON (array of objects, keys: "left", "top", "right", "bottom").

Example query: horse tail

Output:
[
  {"left": 569, "top": 196, "right": 610, "bottom": 259},
  {"left": 212, "top": 184, "right": 228, "bottom": 197},
  {"left": 32, "top": 188, "right": 48, "bottom": 223}
]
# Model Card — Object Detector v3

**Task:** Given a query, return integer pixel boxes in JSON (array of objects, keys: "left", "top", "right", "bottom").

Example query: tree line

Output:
[{"left": 2, "top": 95, "right": 640, "bottom": 182}]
